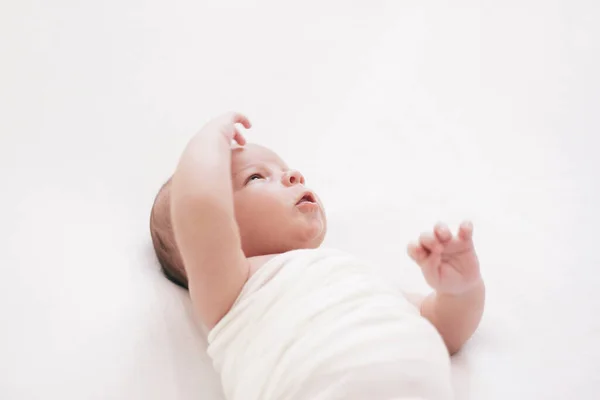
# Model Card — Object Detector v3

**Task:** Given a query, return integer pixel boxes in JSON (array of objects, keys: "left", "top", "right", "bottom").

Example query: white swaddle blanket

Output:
[{"left": 207, "top": 248, "right": 453, "bottom": 400}]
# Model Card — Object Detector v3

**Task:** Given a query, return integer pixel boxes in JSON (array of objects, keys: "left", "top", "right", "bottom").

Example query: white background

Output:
[{"left": 1, "top": 1, "right": 599, "bottom": 399}]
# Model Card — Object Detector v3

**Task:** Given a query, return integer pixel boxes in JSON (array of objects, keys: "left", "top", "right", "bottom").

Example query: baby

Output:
[{"left": 150, "top": 112, "right": 485, "bottom": 400}]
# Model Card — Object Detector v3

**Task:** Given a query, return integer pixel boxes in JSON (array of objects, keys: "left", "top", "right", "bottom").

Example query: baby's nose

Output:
[{"left": 283, "top": 170, "right": 305, "bottom": 186}]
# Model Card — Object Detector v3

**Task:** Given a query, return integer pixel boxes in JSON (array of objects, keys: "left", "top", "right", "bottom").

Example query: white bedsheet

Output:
[{"left": 1, "top": 1, "right": 599, "bottom": 399}]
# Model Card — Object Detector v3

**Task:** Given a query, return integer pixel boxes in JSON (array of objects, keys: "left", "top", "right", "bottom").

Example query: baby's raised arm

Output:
[{"left": 170, "top": 112, "right": 251, "bottom": 329}]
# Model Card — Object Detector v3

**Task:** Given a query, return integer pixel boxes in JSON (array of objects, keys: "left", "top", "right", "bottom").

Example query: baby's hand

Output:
[
  {"left": 200, "top": 112, "right": 251, "bottom": 145},
  {"left": 407, "top": 221, "right": 482, "bottom": 295}
]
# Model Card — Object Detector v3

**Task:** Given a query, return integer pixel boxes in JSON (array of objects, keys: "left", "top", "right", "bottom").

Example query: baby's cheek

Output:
[
  {"left": 257, "top": 196, "right": 286, "bottom": 217},
  {"left": 233, "top": 194, "right": 259, "bottom": 223},
  {"left": 243, "top": 192, "right": 281, "bottom": 215}
]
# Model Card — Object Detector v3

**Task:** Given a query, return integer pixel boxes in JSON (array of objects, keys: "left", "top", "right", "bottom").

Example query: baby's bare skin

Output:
[{"left": 170, "top": 112, "right": 484, "bottom": 355}]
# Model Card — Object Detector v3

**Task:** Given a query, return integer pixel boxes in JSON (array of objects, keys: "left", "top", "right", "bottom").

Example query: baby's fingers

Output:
[
  {"left": 227, "top": 112, "right": 252, "bottom": 129},
  {"left": 233, "top": 128, "right": 247, "bottom": 146},
  {"left": 434, "top": 222, "right": 452, "bottom": 243},
  {"left": 458, "top": 221, "right": 474, "bottom": 241},
  {"left": 419, "top": 232, "right": 443, "bottom": 253},
  {"left": 221, "top": 112, "right": 250, "bottom": 145},
  {"left": 408, "top": 243, "right": 440, "bottom": 271},
  {"left": 407, "top": 242, "right": 428, "bottom": 263}
]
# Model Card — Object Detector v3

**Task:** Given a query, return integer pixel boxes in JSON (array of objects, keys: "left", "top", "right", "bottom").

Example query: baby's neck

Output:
[{"left": 247, "top": 253, "right": 280, "bottom": 278}]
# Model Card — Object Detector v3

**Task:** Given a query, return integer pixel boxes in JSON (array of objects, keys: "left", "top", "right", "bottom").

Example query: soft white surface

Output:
[{"left": 1, "top": 1, "right": 599, "bottom": 399}]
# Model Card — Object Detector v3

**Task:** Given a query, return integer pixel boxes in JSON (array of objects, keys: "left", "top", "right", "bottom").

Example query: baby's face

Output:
[{"left": 231, "top": 144, "right": 327, "bottom": 257}]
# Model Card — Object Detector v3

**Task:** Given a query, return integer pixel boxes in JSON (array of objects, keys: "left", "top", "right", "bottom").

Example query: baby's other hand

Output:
[{"left": 407, "top": 221, "right": 482, "bottom": 295}]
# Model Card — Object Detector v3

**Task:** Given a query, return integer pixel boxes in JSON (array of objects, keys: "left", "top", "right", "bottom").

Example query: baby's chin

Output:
[{"left": 304, "top": 216, "right": 327, "bottom": 247}]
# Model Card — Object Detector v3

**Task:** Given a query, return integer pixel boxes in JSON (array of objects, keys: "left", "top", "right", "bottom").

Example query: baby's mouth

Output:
[{"left": 296, "top": 192, "right": 317, "bottom": 205}]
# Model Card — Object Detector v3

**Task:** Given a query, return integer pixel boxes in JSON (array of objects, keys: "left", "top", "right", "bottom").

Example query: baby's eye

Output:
[{"left": 246, "top": 174, "right": 264, "bottom": 184}]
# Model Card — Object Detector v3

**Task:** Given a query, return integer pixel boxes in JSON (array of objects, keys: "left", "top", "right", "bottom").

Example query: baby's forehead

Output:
[{"left": 231, "top": 143, "right": 288, "bottom": 172}]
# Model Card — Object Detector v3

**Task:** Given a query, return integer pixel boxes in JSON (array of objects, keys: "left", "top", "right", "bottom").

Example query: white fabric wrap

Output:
[{"left": 207, "top": 248, "right": 453, "bottom": 400}]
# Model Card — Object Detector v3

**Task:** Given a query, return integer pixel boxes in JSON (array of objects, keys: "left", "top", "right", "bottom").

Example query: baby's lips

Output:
[{"left": 295, "top": 190, "right": 317, "bottom": 205}]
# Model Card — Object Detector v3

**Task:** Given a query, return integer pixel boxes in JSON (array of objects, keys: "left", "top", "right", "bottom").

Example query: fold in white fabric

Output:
[{"left": 208, "top": 248, "right": 453, "bottom": 400}]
